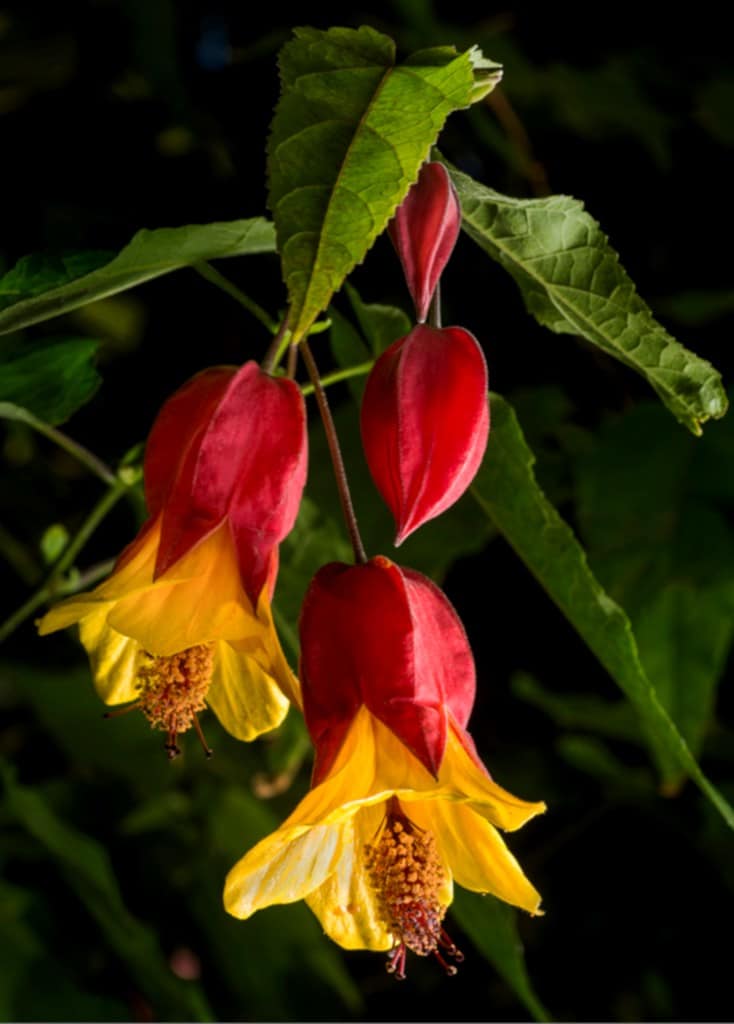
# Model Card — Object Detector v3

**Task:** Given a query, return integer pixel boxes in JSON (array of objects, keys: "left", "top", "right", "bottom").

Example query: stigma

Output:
[
  {"left": 364, "top": 797, "right": 463, "bottom": 980},
  {"left": 106, "top": 643, "right": 215, "bottom": 758}
]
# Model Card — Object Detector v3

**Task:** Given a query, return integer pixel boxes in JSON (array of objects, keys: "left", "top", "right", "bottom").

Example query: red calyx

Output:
[
  {"left": 360, "top": 324, "right": 489, "bottom": 544},
  {"left": 143, "top": 361, "right": 308, "bottom": 604},
  {"left": 388, "top": 161, "right": 461, "bottom": 323},
  {"left": 299, "top": 556, "right": 476, "bottom": 784}
]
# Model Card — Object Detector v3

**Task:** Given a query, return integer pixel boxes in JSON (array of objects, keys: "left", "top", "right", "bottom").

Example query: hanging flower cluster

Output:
[{"left": 39, "top": 160, "right": 543, "bottom": 980}]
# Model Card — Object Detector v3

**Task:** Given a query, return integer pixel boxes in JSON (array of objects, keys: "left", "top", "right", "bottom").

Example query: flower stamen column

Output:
[{"left": 365, "top": 796, "right": 463, "bottom": 979}]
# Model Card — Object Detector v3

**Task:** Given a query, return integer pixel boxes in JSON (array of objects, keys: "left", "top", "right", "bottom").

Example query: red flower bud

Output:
[
  {"left": 360, "top": 324, "right": 489, "bottom": 544},
  {"left": 388, "top": 161, "right": 461, "bottom": 322},
  {"left": 145, "top": 361, "right": 307, "bottom": 605},
  {"left": 299, "top": 556, "right": 476, "bottom": 784}
]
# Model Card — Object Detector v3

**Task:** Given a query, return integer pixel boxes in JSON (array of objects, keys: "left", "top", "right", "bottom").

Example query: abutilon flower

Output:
[
  {"left": 360, "top": 324, "right": 489, "bottom": 544},
  {"left": 389, "top": 161, "right": 461, "bottom": 322},
  {"left": 38, "top": 362, "right": 306, "bottom": 755},
  {"left": 225, "top": 557, "right": 544, "bottom": 977}
]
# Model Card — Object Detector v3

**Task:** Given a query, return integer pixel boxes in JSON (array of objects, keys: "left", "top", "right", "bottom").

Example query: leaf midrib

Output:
[{"left": 289, "top": 64, "right": 394, "bottom": 340}]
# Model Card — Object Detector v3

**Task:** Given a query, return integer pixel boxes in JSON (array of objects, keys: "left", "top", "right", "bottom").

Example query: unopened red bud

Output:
[
  {"left": 388, "top": 162, "right": 461, "bottom": 322},
  {"left": 360, "top": 325, "right": 489, "bottom": 544},
  {"left": 299, "top": 556, "right": 476, "bottom": 784}
]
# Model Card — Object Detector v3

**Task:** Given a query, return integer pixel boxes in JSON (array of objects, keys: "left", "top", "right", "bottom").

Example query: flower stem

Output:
[
  {"left": 300, "top": 340, "right": 368, "bottom": 565},
  {"left": 261, "top": 316, "right": 291, "bottom": 374},
  {"left": 286, "top": 343, "right": 299, "bottom": 380},
  {"left": 0, "top": 476, "right": 130, "bottom": 644},
  {"left": 429, "top": 279, "right": 442, "bottom": 329},
  {"left": 0, "top": 403, "right": 116, "bottom": 486},
  {"left": 193, "top": 262, "right": 278, "bottom": 334},
  {"left": 300, "top": 360, "right": 374, "bottom": 396}
]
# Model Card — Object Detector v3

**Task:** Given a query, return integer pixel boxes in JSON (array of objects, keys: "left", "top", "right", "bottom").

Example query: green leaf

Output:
[
  {"left": 633, "top": 585, "right": 734, "bottom": 785},
  {"left": 328, "top": 287, "right": 411, "bottom": 402},
  {"left": 269, "top": 26, "right": 500, "bottom": 342},
  {"left": 472, "top": 393, "right": 734, "bottom": 829},
  {"left": 573, "top": 400, "right": 734, "bottom": 784},
  {"left": 447, "top": 163, "right": 727, "bottom": 434},
  {"left": 451, "top": 889, "right": 548, "bottom": 1022},
  {"left": 345, "top": 282, "right": 411, "bottom": 355},
  {"left": 0, "top": 761, "right": 212, "bottom": 1022},
  {"left": 0, "top": 336, "right": 101, "bottom": 423},
  {"left": 0, "top": 251, "right": 112, "bottom": 309},
  {"left": 0, "top": 218, "right": 275, "bottom": 335}
]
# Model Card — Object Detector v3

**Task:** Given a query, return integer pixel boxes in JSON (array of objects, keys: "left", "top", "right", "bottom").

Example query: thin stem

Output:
[
  {"left": 193, "top": 262, "right": 278, "bottom": 333},
  {"left": 0, "top": 478, "right": 129, "bottom": 644},
  {"left": 429, "top": 279, "right": 442, "bottom": 329},
  {"left": 0, "top": 404, "right": 116, "bottom": 486},
  {"left": 300, "top": 340, "right": 368, "bottom": 565},
  {"left": 286, "top": 343, "right": 299, "bottom": 380},
  {"left": 55, "top": 479, "right": 130, "bottom": 579},
  {"left": 261, "top": 316, "right": 291, "bottom": 374},
  {"left": 300, "top": 360, "right": 374, "bottom": 396}
]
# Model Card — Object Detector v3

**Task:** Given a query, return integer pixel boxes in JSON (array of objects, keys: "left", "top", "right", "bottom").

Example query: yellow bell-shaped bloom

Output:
[
  {"left": 38, "top": 515, "right": 300, "bottom": 754},
  {"left": 38, "top": 362, "right": 306, "bottom": 755},
  {"left": 225, "top": 705, "right": 544, "bottom": 977}
]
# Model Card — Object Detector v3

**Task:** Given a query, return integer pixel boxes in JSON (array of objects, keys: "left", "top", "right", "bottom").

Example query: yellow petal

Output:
[
  {"left": 224, "top": 711, "right": 381, "bottom": 921},
  {"left": 224, "top": 818, "right": 349, "bottom": 920},
  {"left": 431, "top": 800, "right": 543, "bottom": 914},
  {"left": 78, "top": 606, "right": 140, "bottom": 705},
  {"left": 108, "top": 524, "right": 256, "bottom": 654},
  {"left": 37, "top": 592, "right": 106, "bottom": 635},
  {"left": 207, "top": 641, "right": 289, "bottom": 742},
  {"left": 436, "top": 723, "right": 547, "bottom": 832},
  {"left": 305, "top": 803, "right": 392, "bottom": 951},
  {"left": 252, "top": 590, "right": 302, "bottom": 710},
  {"left": 362, "top": 716, "right": 545, "bottom": 833}
]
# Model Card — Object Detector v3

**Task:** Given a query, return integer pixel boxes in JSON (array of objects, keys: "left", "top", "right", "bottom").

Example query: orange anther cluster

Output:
[
  {"left": 365, "top": 802, "right": 446, "bottom": 959},
  {"left": 136, "top": 644, "right": 214, "bottom": 735}
]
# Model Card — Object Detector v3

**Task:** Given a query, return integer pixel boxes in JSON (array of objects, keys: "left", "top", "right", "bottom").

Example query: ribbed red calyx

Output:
[
  {"left": 144, "top": 361, "right": 308, "bottom": 604},
  {"left": 360, "top": 324, "right": 489, "bottom": 544},
  {"left": 299, "top": 556, "right": 476, "bottom": 785},
  {"left": 388, "top": 161, "right": 461, "bottom": 322}
]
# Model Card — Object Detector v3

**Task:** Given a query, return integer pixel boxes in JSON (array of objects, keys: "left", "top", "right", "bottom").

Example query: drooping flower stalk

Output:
[{"left": 300, "top": 339, "right": 367, "bottom": 565}]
